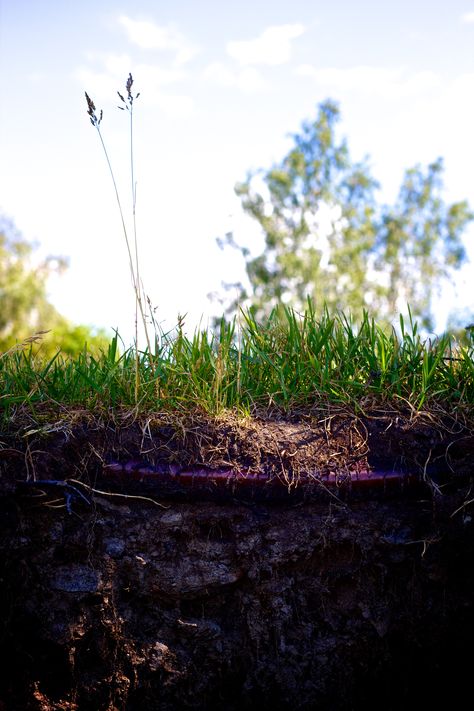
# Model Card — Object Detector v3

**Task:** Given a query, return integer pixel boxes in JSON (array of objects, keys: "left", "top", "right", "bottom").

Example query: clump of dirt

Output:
[{"left": 0, "top": 405, "right": 473, "bottom": 709}]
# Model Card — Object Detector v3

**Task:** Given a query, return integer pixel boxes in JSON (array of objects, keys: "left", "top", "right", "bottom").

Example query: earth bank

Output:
[{"left": 1, "top": 409, "right": 473, "bottom": 710}]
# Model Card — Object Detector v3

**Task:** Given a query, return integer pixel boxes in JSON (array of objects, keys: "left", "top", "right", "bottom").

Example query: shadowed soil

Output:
[{"left": 0, "top": 406, "right": 473, "bottom": 709}]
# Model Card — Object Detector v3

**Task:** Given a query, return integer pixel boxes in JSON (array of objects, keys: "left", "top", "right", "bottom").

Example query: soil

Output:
[{"left": 1, "top": 405, "right": 474, "bottom": 710}]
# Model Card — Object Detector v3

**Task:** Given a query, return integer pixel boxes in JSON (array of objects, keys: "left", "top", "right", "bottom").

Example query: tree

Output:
[
  {"left": 0, "top": 216, "right": 109, "bottom": 357},
  {"left": 221, "top": 100, "right": 473, "bottom": 329}
]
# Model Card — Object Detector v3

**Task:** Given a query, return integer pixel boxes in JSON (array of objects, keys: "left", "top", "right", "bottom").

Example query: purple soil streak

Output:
[{"left": 101, "top": 461, "right": 424, "bottom": 499}]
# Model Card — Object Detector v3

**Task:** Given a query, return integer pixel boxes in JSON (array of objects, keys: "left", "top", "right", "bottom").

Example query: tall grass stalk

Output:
[{"left": 85, "top": 74, "right": 155, "bottom": 401}]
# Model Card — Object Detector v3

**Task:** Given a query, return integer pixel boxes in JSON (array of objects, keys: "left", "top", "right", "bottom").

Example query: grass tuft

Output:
[{"left": 1, "top": 306, "right": 473, "bottom": 424}]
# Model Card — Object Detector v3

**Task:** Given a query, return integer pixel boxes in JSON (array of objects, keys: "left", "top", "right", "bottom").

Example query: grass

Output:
[
  {"left": 86, "top": 74, "right": 155, "bottom": 400},
  {"left": 1, "top": 304, "right": 473, "bottom": 424},
  {"left": 2, "top": 74, "right": 473, "bottom": 430}
]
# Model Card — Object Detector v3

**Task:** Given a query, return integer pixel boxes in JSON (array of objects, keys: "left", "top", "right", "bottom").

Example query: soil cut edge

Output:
[{"left": 1, "top": 402, "right": 473, "bottom": 502}]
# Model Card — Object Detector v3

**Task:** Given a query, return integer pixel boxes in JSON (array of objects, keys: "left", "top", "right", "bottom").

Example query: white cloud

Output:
[
  {"left": 146, "top": 92, "right": 194, "bottom": 117},
  {"left": 227, "top": 24, "right": 305, "bottom": 66},
  {"left": 77, "top": 57, "right": 184, "bottom": 91},
  {"left": 118, "top": 15, "right": 198, "bottom": 65},
  {"left": 461, "top": 11, "right": 474, "bottom": 23},
  {"left": 103, "top": 53, "right": 132, "bottom": 78},
  {"left": 202, "top": 62, "right": 266, "bottom": 92},
  {"left": 450, "top": 71, "right": 474, "bottom": 93},
  {"left": 132, "top": 62, "right": 185, "bottom": 88},
  {"left": 296, "top": 64, "right": 439, "bottom": 100},
  {"left": 76, "top": 67, "right": 118, "bottom": 103},
  {"left": 76, "top": 55, "right": 193, "bottom": 117}
]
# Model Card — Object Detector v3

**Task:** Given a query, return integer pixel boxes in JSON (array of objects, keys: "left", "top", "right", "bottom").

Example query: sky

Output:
[{"left": 1, "top": 0, "right": 474, "bottom": 344}]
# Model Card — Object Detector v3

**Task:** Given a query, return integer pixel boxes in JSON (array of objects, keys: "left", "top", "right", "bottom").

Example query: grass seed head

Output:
[
  {"left": 126, "top": 72, "right": 133, "bottom": 101},
  {"left": 117, "top": 75, "right": 139, "bottom": 111},
  {"left": 85, "top": 92, "right": 102, "bottom": 128}
]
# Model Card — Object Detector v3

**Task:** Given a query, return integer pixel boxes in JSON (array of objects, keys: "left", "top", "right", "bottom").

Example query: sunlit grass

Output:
[{"left": 1, "top": 305, "right": 473, "bottom": 423}]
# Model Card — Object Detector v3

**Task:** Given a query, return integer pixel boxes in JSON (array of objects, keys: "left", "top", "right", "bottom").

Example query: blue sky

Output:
[{"left": 2, "top": 0, "right": 474, "bottom": 343}]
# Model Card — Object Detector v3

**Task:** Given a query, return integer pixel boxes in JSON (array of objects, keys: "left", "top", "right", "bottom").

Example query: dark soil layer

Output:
[{"left": 1, "top": 408, "right": 474, "bottom": 709}]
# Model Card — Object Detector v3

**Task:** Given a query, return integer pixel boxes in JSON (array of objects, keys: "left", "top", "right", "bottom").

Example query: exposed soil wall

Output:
[
  {"left": 1, "top": 488, "right": 474, "bottom": 710},
  {"left": 1, "top": 409, "right": 473, "bottom": 709}
]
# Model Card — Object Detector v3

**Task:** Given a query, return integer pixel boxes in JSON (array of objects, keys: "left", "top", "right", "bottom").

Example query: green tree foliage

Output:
[
  {"left": 223, "top": 100, "right": 473, "bottom": 329},
  {"left": 0, "top": 216, "right": 110, "bottom": 357}
]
